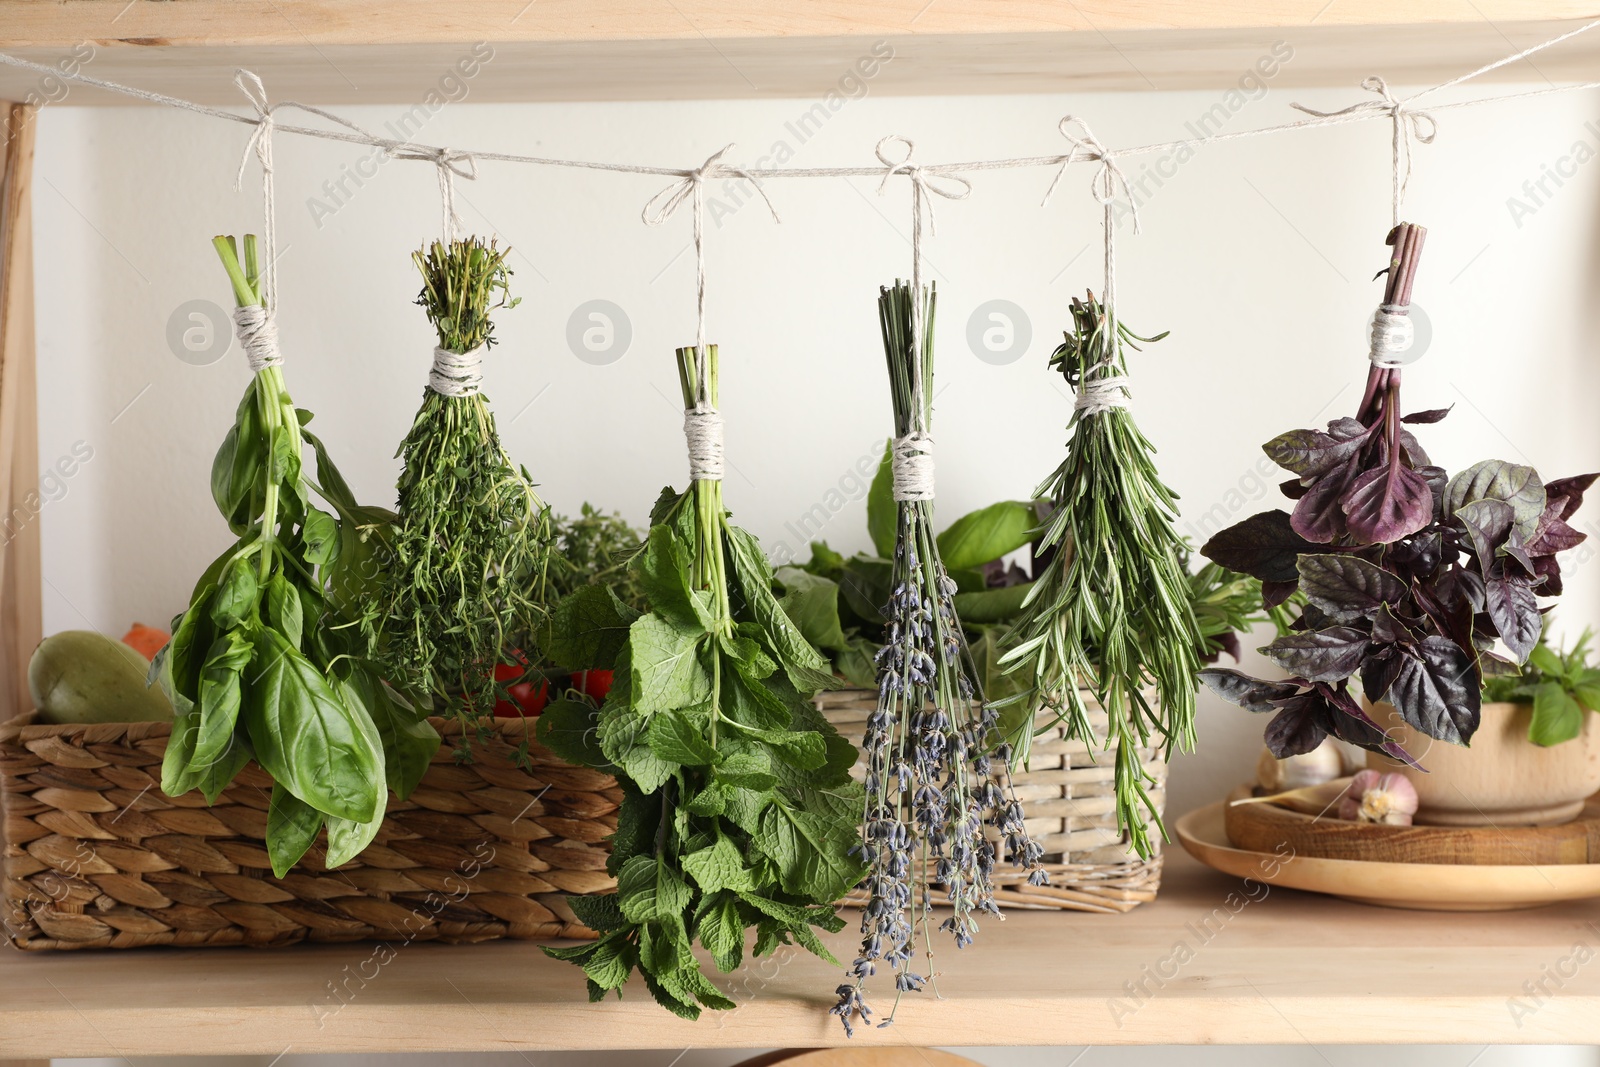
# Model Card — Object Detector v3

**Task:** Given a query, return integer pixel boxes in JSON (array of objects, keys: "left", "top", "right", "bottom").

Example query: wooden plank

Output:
[
  {"left": 0, "top": 103, "right": 40, "bottom": 724},
  {"left": 4, "top": 852, "right": 1600, "bottom": 1056},
  {"left": 0, "top": 4, "right": 1597, "bottom": 102}
]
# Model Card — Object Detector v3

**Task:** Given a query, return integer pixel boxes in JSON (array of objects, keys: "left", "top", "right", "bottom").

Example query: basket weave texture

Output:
[
  {"left": 817, "top": 687, "right": 1165, "bottom": 913},
  {"left": 0, "top": 712, "right": 617, "bottom": 951}
]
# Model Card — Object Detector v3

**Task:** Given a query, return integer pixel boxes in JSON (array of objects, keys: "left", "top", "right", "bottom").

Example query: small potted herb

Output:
[
  {"left": 1376, "top": 628, "right": 1600, "bottom": 826},
  {"left": 1199, "top": 223, "right": 1599, "bottom": 825}
]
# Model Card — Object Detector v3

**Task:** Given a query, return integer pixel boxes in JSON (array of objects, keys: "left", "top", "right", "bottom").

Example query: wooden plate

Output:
[
  {"left": 1223, "top": 785, "right": 1600, "bottom": 865},
  {"left": 1177, "top": 801, "right": 1600, "bottom": 911}
]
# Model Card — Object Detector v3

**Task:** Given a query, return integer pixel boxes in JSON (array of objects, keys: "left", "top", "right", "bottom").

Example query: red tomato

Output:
[
  {"left": 572, "top": 669, "right": 613, "bottom": 704},
  {"left": 493, "top": 659, "right": 550, "bottom": 717}
]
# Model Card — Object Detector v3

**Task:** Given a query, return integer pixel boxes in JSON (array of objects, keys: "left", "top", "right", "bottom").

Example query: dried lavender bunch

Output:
[{"left": 832, "top": 282, "right": 1046, "bottom": 1036}]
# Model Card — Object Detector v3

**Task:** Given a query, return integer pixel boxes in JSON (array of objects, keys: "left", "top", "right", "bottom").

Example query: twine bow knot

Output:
[
  {"left": 873, "top": 136, "right": 971, "bottom": 235},
  {"left": 642, "top": 144, "right": 780, "bottom": 227},
  {"left": 1042, "top": 116, "right": 1141, "bottom": 235},
  {"left": 1293, "top": 76, "right": 1437, "bottom": 223}
]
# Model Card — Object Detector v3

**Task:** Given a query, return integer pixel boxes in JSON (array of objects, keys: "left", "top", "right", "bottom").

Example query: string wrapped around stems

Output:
[
  {"left": 998, "top": 117, "right": 1203, "bottom": 862},
  {"left": 832, "top": 281, "right": 1045, "bottom": 1037}
]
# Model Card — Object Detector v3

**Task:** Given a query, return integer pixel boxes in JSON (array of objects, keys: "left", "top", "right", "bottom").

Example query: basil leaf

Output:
[
  {"left": 193, "top": 630, "right": 252, "bottom": 771},
  {"left": 301, "top": 507, "right": 339, "bottom": 568},
  {"left": 773, "top": 567, "right": 850, "bottom": 652},
  {"left": 1530, "top": 679, "right": 1585, "bottom": 746},
  {"left": 866, "top": 439, "right": 895, "bottom": 558},
  {"left": 265, "top": 574, "right": 304, "bottom": 650},
  {"left": 1445, "top": 460, "right": 1547, "bottom": 543},
  {"left": 937, "top": 500, "right": 1038, "bottom": 573},
  {"left": 1296, "top": 554, "right": 1407, "bottom": 623},
  {"left": 210, "top": 555, "right": 260, "bottom": 630},
  {"left": 340, "top": 668, "right": 438, "bottom": 800},
  {"left": 246, "top": 629, "right": 384, "bottom": 822},
  {"left": 326, "top": 788, "right": 386, "bottom": 870},
  {"left": 266, "top": 783, "right": 324, "bottom": 878}
]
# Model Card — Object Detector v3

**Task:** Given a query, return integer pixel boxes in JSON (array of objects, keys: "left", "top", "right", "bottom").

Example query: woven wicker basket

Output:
[
  {"left": 817, "top": 687, "right": 1166, "bottom": 914},
  {"left": 0, "top": 712, "right": 618, "bottom": 951}
]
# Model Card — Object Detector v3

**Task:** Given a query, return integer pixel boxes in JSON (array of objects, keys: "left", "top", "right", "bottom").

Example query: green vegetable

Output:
[
  {"left": 366, "top": 237, "right": 552, "bottom": 747},
  {"left": 28, "top": 631, "right": 174, "bottom": 724},
  {"left": 158, "top": 234, "right": 439, "bottom": 878},
  {"left": 1484, "top": 626, "right": 1600, "bottom": 746},
  {"left": 541, "top": 342, "right": 862, "bottom": 1021},
  {"left": 997, "top": 292, "right": 1202, "bottom": 860}
]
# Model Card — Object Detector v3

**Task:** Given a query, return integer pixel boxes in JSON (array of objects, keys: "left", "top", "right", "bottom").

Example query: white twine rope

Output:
[
  {"left": 1369, "top": 305, "right": 1414, "bottom": 367},
  {"left": 1293, "top": 76, "right": 1437, "bottom": 227},
  {"left": 683, "top": 409, "right": 725, "bottom": 480},
  {"left": 891, "top": 432, "right": 935, "bottom": 502},
  {"left": 428, "top": 345, "right": 484, "bottom": 396},
  {"left": 232, "top": 70, "right": 279, "bottom": 312},
  {"left": 233, "top": 305, "right": 282, "bottom": 371},
  {"left": 1045, "top": 117, "right": 1140, "bottom": 419},
  {"left": 0, "top": 17, "right": 1594, "bottom": 208}
]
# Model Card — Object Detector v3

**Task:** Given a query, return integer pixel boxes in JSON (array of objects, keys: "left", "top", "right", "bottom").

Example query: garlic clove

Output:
[
  {"left": 1255, "top": 740, "right": 1345, "bottom": 792},
  {"left": 1341, "top": 768, "right": 1420, "bottom": 826}
]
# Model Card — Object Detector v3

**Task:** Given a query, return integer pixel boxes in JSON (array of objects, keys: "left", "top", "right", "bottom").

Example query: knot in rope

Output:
[
  {"left": 1292, "top": 76, "right": 1437, "bottom": 223},
  {"left": 1042, "top": 116, "right": 1141, "bottom": 234},
  {"left": 873, "top": 136, "right": 971, "bottom": 234},
  {"left": 233, "top": 305, "right": 282, "bottom": 372},
  {"left": 642, "top": 145, "right": 780, "bottom": 227}
]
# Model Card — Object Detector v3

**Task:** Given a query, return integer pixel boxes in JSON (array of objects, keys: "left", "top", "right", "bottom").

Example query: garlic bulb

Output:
[
  {"left": 1255, "top": 741, "right": 1344, "bottom": 792},
  {"left": 1337, "top": 768, "right": 1420, "bottom": 825}
]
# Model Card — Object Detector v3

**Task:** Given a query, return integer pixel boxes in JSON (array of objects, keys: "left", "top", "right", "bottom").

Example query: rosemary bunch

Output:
[
  {"left": 998, "top": 292, "right": 1201, "bottom": 859},
  {"left": 372, "top": 237, "right": 552, "bottom": 745},
  {"left": 833, "top": 282, "right": 1045, "bottom": 1037}
]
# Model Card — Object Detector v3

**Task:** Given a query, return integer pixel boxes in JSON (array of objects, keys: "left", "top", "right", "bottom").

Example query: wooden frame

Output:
[{"left": 0, "top": 102, "right": 40, "bottom": 724}]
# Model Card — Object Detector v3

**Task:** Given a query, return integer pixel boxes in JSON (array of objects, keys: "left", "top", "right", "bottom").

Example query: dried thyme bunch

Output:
[
  {"left": 832, "top": 282, "right": 1045, "bottom": 1037},
  {"left": 998, "top": 292, "right": 1201, "bottom": 859},
  {"left": 370, "top": 237, "right": 552, "bottom": 744}
]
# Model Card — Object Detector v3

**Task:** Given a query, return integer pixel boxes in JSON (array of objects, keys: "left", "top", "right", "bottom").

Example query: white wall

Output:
[{"left": 28, "top": 46, "right": 1600, "bottom": 1067}]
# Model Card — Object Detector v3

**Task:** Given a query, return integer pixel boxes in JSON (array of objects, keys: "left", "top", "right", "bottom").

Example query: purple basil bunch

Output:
[{"left": 1200, "top": 399, "right": 1596, "bottom": 763}]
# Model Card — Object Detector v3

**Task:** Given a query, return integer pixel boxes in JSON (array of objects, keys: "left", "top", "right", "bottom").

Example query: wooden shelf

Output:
[
  {"left": 5, "top": 852, "right": 1600, "bottom": 1057},
  {"left": 0, "top": 2, "right": 1598, "bottom": 103}
]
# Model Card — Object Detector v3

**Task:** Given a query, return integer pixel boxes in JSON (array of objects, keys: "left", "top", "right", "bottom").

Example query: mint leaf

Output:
[
  {"left": 599, "top": 711, "right": 676, "bottom": 794},
  {"left": 698, "top": 894, "right": 745, "bottom": 972},
  {"left": 568, "top": 892, "right": 628, "bottom": 933},
  {"left": 617, "top": 856, "right": 693, "bottom": 924},
  {"left": 546, "top": 584, "right": 640, "bottom": 671},
  {"left": 581, "top": 935, "right": 633, "bottom": 991},
  {"left": 724, "top": 525, "right": 837, "bottom": 693},
  {"left": 629, "top": 614, "right": 711, "bottom": 716},
  {"left": 774, "top": 566, "right": 851, "bottom": 652},
  {"left": 755, "top": 799, "right": 865, "bottom": 901},
  {"left": 646, "top": 705, "right": 718, "bottom": 766},
  {"left": 682, "top": 834, "right": 756, "bottom": 894},
  {"left": 713, "top": 749, "right": 778, "bottom": 791},
  {"left": 638, "top": 526, "right": 716, "bottom": 631},
  {"left": 537, "top": 697, "right": 609, "bottom": 770}
]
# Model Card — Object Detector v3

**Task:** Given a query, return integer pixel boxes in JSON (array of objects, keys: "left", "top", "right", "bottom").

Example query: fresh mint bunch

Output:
[{"left": 539, "top": 343, "right": 862, "bottom": 1020}]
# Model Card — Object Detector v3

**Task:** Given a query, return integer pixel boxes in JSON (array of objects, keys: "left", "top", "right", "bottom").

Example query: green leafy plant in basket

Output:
[
  {"left": 156, "top": 235, "right": 440, "bottom": 878},
  {"left": 536, "top": 342, "right": 863, "bottom": 1021}
]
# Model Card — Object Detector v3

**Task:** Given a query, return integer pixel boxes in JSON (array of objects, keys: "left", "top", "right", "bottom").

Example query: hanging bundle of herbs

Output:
[
  {"left": 832, "top": 282, "right": 1046, "bottom": 1037},
  {"left": 539, "top": 342, "right": 863, "bottom": 1020},
  {"left": 368, "top": 237, "right": 552, "bottom": 745},
  {"left": 157, "top": 235, "right": 440, "bottom": 877},
  {"left": 997, "top": 291, "right": 1202, "bottom": 860}
]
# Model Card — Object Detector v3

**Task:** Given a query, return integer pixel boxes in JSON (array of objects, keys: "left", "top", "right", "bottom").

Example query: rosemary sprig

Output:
[
  {"left": 833, "top": 282, "right": 1045, "bottom": 1037},
  {"left": 998, "top": 292, "right": 1202, "bottom": 860},
  {"left": 370, "top": 237, "right": 552, "bottom": 750}
]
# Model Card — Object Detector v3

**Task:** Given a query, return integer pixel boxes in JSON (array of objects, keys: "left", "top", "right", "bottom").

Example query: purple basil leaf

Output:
[
  {"left": 1361, "top": 646, "right": 1403, "bottom": 708},
  {"left": 1200, "top": 510, "right": 1316, "bottom": 585},
  {"left": 1444, "top": 460, "right": 1546, "bottom": 543},
  {"left": 1386, "top": 531, "right": 1443, "bottom": 580},
  {"left": 1452, "top": 498, "right": 1515, "bottom": 573},
  {"left": 1545, "top": 473, "right": 1599, "bottom": 520},
  {"left": 1497, "top": 529, "right": 1537, "bottom": 577},
  {"left": 1325, "top": 417, "right": 1371, "bottom": 440},
  {"left": 1321, "top": 682, "right": 1424, "bottom": 769},
  {"left": 1261, "top": 626, "right": 1371, "bottom": 683},
  {"left": 1386, "top": 636, "right": 1480, "bottom": 746},
  {"left": 1397, "top": 428, "right": 1432, "bottom": 469},
  {"left": 1534, "top": 553, "right": 1565, "bottom": 597},
  {"left": 1401, "top": 406, "right": 1453, "bottom": 425},
  {"left": 1280, "top": 478, "right": 1309, "bottom": 501},
  {"left": 1199, "top": 668, "right": 1301, "bottom": 714},
  {"left": 1212, "top": 632, "right": 1243, "bottom": 663},
  {"left": 1292, "top": 468, "right": 1357, "bottom": 543},
  {"left": 1264, "top": 423, "right": 1375, "bottom": 479},
  {"left": 1526, "top": 502, "right": 1586, "bottom": 556},
  {"left": 1261, "top": 579, "right": 1299, "bottom": 611},
  {"left": 1370, "top": 603, "right": 1421, "bottom": 646},
  {"left": 1262, "top": 693, "right": 1330, "bottom": 757},
  {"left": 1341, "top": 463, "right": 1434, "bottom": 544},
  {"left": 1417, "top": 465, "right": 1448, "bottom": 522},
  {"left": 1296, "top": 553, "right": 1408, "bottom": 623},
  {"left": 1484, "top": 574, "right": 1541, "bottom": 662}
]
